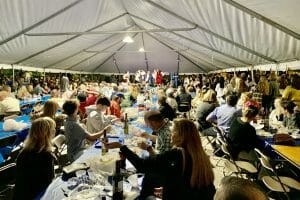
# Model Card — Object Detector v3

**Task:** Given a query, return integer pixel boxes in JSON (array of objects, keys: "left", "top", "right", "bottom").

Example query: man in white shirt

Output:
[
  {"left": 0, "top": 91, "right": 20, "bottom": 115},
  {"left": 86, "top": 96, "right": 117, "bottom": 133}
]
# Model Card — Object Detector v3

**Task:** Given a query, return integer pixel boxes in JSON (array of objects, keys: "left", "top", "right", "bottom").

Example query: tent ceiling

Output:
[{"left": 0, "top": 0, "right": 299, "bottom": 73}]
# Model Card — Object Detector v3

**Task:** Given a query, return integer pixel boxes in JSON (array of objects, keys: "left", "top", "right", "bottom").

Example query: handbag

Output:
[{"left": 273, "top": 134, "right": 295, "bottom": 146}]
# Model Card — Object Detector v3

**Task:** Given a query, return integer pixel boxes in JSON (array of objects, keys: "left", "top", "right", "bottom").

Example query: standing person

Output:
[
  {"left": 268, "top": 72, "right": 280, "bottom": 110},
  {"left": 256, "top": 75, "right": 270, "bottom": 114},
  {"left": 14, "top": 117, "right": 56, "bottom": 200},
  {"left": 105, "top": 119, "right": 215, "bottom": 200},
  {"left": 63, "top": 100, "right": 111, "bottom": 161}
]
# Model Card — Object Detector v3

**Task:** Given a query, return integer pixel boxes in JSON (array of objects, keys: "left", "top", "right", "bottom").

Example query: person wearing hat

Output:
[{"left": 109, "top": 93, "right": 124, "bottom": 118}]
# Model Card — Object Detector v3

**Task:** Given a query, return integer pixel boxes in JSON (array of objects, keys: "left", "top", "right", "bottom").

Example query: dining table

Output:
[{"left": 41, "top": 116, "right": 152, "bottom": 200}]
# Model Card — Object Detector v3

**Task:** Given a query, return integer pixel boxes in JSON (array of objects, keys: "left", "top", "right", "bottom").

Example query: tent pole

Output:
[
  {"left": 251, "top": 65, "right": 254, "bottom": 82},
  {"left": 11, "top": 64, "right": 14, "bottom": 85}
]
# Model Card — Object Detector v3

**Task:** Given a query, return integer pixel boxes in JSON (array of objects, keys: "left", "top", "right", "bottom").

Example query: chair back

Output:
[{"left": 52, "top": 134, "right": 66, "bottom": 150}]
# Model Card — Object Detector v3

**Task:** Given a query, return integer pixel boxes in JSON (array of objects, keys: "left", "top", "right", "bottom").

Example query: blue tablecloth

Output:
[
  {"left": 19, "top": 95, "right": 51, "bottom": 106},
  {"left": 0, "top": 115, "right": 31, "bottom": 162}
]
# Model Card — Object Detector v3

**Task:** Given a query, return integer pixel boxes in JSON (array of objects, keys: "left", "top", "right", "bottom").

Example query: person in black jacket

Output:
[
  {"left": 158, "top": 95, "right": 176, "bottom": 121},
  {"left": 14, "top": 117, "right": 56, "bottom": 200},
  {"left": 227, "top": 101, "right": 260, "bottom": 161},
  {"left": 106, "top": 119, "right": 215, "bottom": 200}
]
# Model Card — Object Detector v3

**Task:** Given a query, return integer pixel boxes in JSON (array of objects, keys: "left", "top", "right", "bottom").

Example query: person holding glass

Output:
[{"left": 105, "top": 119, "right": 215, "bottom": 200}]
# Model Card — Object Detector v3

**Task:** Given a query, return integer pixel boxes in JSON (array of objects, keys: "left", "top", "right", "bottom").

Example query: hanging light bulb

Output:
[{"left": 123, "top": 36, "right": 134, "bottom": 43}]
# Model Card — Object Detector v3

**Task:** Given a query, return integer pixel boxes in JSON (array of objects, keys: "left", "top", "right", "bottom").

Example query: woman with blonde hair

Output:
[
  {"left": 106, "top": 119, "right": 215, "bottom": 200},
  {"left": 30, "top": 100, "right": 65, "bottom": 135},
  {"left": 236, "top": 92, "right": 252, "bottom": 110},
  {"left": 17, "top": 85, "right": 31, "bottom": 100},
  {"left": 14, "top": 117, "right": 56, "bottom": 200}
]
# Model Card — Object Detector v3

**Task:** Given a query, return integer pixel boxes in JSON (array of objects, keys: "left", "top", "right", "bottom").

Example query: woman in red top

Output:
[{"left": 110, "top": 93, "right": 124, "bottom": 118}]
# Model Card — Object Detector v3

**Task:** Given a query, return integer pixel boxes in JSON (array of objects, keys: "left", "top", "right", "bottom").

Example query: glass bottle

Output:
[
  {"left": 102, "top": 129, "right": 108, "bottom": 156},
  {"left": 112, "top": 160, "right": 123, "bottom": 200},
  {"left": 124, "top": 113, "right": 129, "bottom": 135}
]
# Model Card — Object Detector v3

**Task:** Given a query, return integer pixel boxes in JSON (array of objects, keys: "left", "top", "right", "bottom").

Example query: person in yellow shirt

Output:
[{"left": 282, "top": 74, "right": 300, "bottom": 108}]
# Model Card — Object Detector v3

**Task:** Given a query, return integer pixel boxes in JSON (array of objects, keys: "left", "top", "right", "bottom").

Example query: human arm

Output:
[
  {"left": 206, "top": 107, "right": 218, "bottom": 123},
  {"left": 86, "top": 125, "right": 112, "bottom": 141},
  {"left": 138, "top": 141, "right": 156, "bottom": 156},
  {"left": 139, "top": 132, "right": 157, "bottom": 142}
]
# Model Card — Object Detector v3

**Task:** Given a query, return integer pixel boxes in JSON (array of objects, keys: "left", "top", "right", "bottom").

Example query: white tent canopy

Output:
[{"left": 0, "top": 0, "right": 299, "bottom": 74}]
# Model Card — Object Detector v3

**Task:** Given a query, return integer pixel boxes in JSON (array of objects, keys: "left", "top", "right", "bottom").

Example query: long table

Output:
[
  {"left": 0, "top": 115, "right": 31, "bottom": 163},
  {"left": 42, "top": 120, "right": 152, "bottom": 200},
  {"left": 272, "top": 145, "right": 300, "bottom": 169}
]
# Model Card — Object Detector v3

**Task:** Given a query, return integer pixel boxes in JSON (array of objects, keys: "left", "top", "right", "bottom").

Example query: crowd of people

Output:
[{"left": 1, "top": 70, "right": 299, "bottom": 199}]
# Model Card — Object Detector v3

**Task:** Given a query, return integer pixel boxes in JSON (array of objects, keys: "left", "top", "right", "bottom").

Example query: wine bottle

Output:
[
  {"left": 102, "top": 129, "right": 108, "bottom": 156},
  {"left": 112, "top": 160, "right": 123, "bottom": 200},
  {"left": 124, "top": 113, "right": 129, "bottom": 135}
]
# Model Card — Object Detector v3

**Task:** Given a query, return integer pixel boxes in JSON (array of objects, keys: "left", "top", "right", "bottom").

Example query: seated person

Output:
[
  {"left": 62, "top": 100, "right": 111, "bottom": 162},
  {"left": 138, "top": 110, "right": 172, "bottom": 154},
  {"left": 281, "top": 100, "right": 300, "bottom": 129},
  {"left": 86, "top": 96, "right": 118, "bottom": 133},
  {"left": 14, "top": 117, "right": 56, "bottom": 200},
  {"left": 269, "top": 98, "right": 284, "bottom": 128},
  {"left": 195, "top": 89, "right": 218, "bottom": 131},
  {"left": 105, "top": 119, "right": 216, "bottom": 200},
  {"left": 158, "top": 95, "right": 176, "bottom": 121},
  {"left": 30, "top": 100, "right": 65, "bottom": 135},
  {"left": 109, "top": 93, "right": 124, "bottom": 118},
  {"left": 227, "top": 100, "right": 260, "bottom": 161},
  {"left": 214, "top": 176, "right": 267, "bottom": 200},
  {"left": 0, "top": 91, "right": 20, "bottom": 117},
  {"left": 77, "top": 92, "right": 87, "bottom": 120}
]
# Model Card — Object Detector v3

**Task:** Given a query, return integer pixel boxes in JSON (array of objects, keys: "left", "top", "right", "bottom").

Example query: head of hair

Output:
[
  {"left": 96, "top": 96, "right": 110, "bottom": 107},
  {"left": 23, "top": 117, "right": 55, "bottom": 153},
  {"left": 172, "top": 119, "right": 214, "bottom": 188},
  {"left": 269, "top": 72, "right": 277, "bottom": 81},
  {"left": 202, "top": 89, "right": 217, "bottom": 103},
  {"left": 242, "top": 105, "right": 259, "bottom": 119},
  {"left": 214, "top": 176, "right": 268, "bottom": 200},
  {"left": 0, "top": 91, "right": 9, "bottom": 100},
  {"left": 62, "top": 100, "right": 79, "bottom": 116},
  {"left": 226, "top": 95, "right": 238, "bottom": 107},
  {"left": 50, "top": 89, "right": 59, "bottom": 98},
  {"left": 290, "top": 74, "right": 300, "bottom": 90},
  {"left": 77, "top": 92, "right": 87, "bottom": 102},
  {"left": 144, "top": 110, "right": 164, "bottom": 122},
  {"left": 219, "top": 76, "right": 225, "bottom": 88},
  {"left": 42, "top": 100, "right": 59, "bottom": 118},
  {"left": 281, "top": 100, "right": 296, "bottom": 114},
  {"left": 158, "top": 95, "right": 167, "bottom": 105},
  {"left": 2, "top": 85, "right": 11, "bottom": 93}
]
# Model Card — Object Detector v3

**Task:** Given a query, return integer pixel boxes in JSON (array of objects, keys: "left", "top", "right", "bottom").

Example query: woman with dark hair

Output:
[
  {"left": 105, "top": 119, "right": 215, "bottom": 200},
  {"left": 227, "top": 100, "right": 260, "bottom": 161},
  {"left": 281, "top": 100, "right": 300, "bottom": 129},
  {"left": 282, "top": 74, "right": 300, "bottom": 108}
]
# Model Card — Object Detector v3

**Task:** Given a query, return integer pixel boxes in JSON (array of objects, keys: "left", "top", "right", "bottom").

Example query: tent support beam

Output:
[
  {"left": 144, "top": 0, "right": 277, "bottom": 63},
  {"left": 14, "top": 13, "right": 127, "bottom": 65},
  {"left": 222, "top": 0, "right": 300, "bottom": 40},
  {"left": 92, "top": 33, "right": 139, "bottom": 72},
  {"left": 146, "top": 32, "right": 208, "bottom": 73},
  {"left": 112, "top": 55, "right": 121, "bottom": 73},
  {"left": 43, "top": 26, "right": 133, "bottom": 68},
  {"left": 0, "top": 0, "right": 85, "bottom": 46},
  {"left": 65, "top": 39, "right": 124, "bottom": 70},
  {"left": 25, "top": 27, "right": 196, "bottom": 36},
  {"left": 141, "top": 33, "right": 149, "bottom": 71},
  {"left": 130, "top": 14, "right": 251, "bottom": 65}
]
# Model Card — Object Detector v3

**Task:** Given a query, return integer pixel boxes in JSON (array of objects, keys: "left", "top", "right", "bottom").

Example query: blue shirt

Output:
[{"left": 207, "top": 104, "right": 237, "bottom": 133}]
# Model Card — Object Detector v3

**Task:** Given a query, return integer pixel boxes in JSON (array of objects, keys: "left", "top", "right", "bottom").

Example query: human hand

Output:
[
  {"left": 138, "top": 141, "right": 148, "bottom": 150},
  {"left": 104, "top": 142, "right": 122, "bottom": 149},
  {"left": 139, "top": 132, "right": 149, "bottom": 138},
  {"left": 104, "top": 125, "right": 112, "bottom": 133}
]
